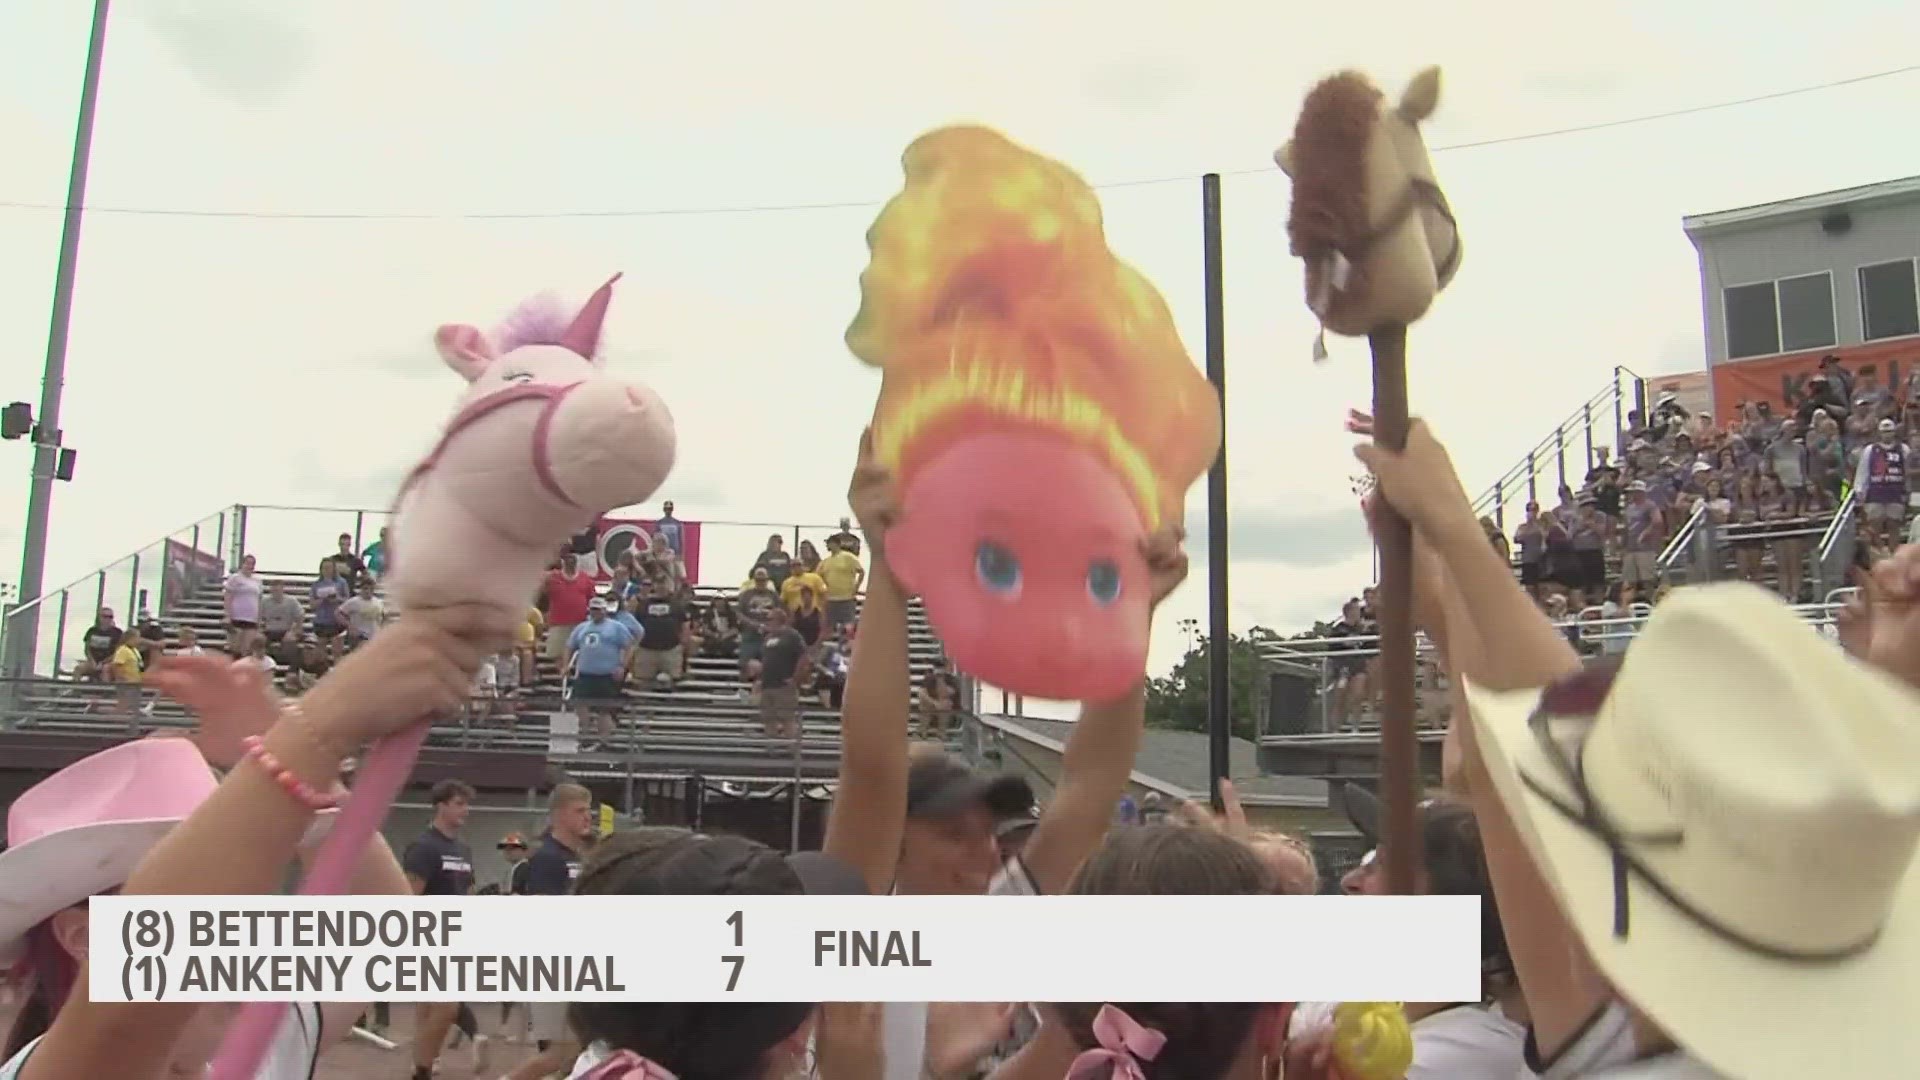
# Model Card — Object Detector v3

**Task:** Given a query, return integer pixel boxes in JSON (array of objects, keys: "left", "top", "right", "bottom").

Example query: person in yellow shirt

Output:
[
  {"left": 517, "top": 605, "right": 544, "bottom": 686},
  {"left": 816, "top": 537, "right": 866, "bottom": 631},
  {"left": 108, "top": 627, "right": 146, "bottom": 722},
  {"left": 780, "top": 541, "right": 829, "bottom": 614}
]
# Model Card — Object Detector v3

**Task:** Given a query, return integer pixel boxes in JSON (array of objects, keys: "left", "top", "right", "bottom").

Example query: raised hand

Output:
[
  {"left": 147, "top": 654, "right": 282, "bottom": 770},
  {"left": 1144, "top": 525, "right": 1191, "bottom": 610},
  {"left": 1348, "top": 410, "right": 1476, "bottom": 537},
  {"left": 813, "top": 1001, "right": 884, "bottom": 1080},
  {"left": 1837, "top": 548, "right": 1920, "bottom": 690},
  {"left": 925, "top": 1002, "right": 1018, "bottom": 1080},
  {"left": 300, "top": 605, "right": 499, "bottom": 752},
  {"left": 847, "top": 427, "right": 900, "bottom": 566}
]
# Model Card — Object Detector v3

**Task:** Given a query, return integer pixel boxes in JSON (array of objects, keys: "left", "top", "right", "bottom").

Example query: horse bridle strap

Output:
[
  {"left": 1353, "top": 176, "right": 1460, "bottom": 280},
  {"left": 396, "top": 380, "right": 587, "bottom": 513}
]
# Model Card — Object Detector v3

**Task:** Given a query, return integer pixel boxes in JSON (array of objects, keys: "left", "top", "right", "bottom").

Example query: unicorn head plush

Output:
[{"left": 388, "top": 274, "right": 676, "bottom": 623}]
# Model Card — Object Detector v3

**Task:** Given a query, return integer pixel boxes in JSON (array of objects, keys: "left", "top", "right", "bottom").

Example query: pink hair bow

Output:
[
  {"left": 580, "top": 1049, "right": 679, "bottom": 1080},
  {"left": 1066, "top": 1005, "right": 1167, "bottom": 1080}
]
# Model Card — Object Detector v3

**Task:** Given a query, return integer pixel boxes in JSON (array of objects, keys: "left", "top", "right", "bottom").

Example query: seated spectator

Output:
[
  {"left": 222, "top": 555, "right": 263, "bottom": 657},
  {"left": 242, "top": 636, "right": 278, "bottom": 677},
  {"left": 329, "top": 532, "right": 368, "bottom": 590},
  {"left": 309, "top": 557, "right": 353, "bottom": 659},
  {"left": 257, "top": 578, "right": 305, "bottom": 655},
  {"left": 168, "top": 625, "right": 206, "bottom": 657},
  {"left": 516, "top": 604, "right": 542, "bottom": 687},
  {"left": 813, "top": 629, "right": 851, "bottom": 709},
  {"left": 818, "top": 536, "right": 865, "bottom": 632},
  {"left": 338, "top": 579, "right": 388, "bottom": 650},
  {"left": 750, "top": 534, "right": 793, "bottom": 590},
  {"left": 916, "top": 656, "right": 961, "bottom": 740},
  {"left": 73, "top": 606, "right": 121, "bottom": 681},
  {"left": 699, "top": 596, "right": 739, "bottom": 659}
]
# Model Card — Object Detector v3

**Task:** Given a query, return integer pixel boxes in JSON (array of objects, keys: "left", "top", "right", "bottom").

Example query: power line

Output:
[{"left": 1, "top": 63, "right": 1914, "bottom": 223}]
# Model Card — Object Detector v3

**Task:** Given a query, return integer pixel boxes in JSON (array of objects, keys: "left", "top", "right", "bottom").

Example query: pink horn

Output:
[{"left": 559, "top": 272, "right": 623, "bottom": 359}]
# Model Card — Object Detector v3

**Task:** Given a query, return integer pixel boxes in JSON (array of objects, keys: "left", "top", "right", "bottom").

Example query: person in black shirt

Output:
[
  {"left": 752, "top": 534, "right": 794, "bottom": 589},
  {"left": 630, "top": 581, "right": 688, "bottom": 690},
  {"left": 402, "top": 780, "right": 476, "bottom": 1080},
  {"left": 1326, "top": 599, "right": 1372, "bottom": 731},
  {"left": 506, "top": 784, "right": 596, "bottom": 1080},
  {"left": 827, "top": 517, "right": 861, "bottom": 558},
  {"left": 329, "top": 532, "right": 368, "bottom": 590},
  {"left": 75, "top": 608, "right": 122, "bottom": 681},
  {"left": 756, "top": 608, "right": 808, "bottom": 739}
]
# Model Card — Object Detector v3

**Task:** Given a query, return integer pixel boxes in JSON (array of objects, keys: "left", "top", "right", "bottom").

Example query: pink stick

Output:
[{"left": 208, "top": 720, "right": 430, "bottom": 1080}]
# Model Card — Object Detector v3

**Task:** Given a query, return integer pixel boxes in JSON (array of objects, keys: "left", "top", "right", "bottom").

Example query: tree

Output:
[{"left": 1144, "top": 630, "right": 1274, "bottom": 742}]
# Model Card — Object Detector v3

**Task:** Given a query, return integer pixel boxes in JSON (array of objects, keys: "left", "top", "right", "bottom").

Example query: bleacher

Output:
[{"left": 0, "top": 568, "right": 958, "bottom": 783}]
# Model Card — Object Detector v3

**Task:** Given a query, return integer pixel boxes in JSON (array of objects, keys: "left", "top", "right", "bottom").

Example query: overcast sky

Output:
[{"left": 2, "top": 1, "right": 1918, "bottom": 705}]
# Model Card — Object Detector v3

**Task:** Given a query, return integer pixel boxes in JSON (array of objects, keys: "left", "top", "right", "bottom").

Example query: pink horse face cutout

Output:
[{"left": 430, "top": 275, "right": 676, "bottom": 515}]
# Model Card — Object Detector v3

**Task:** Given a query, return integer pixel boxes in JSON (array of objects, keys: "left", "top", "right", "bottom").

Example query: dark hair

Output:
[
  {"left": 1052, "top": 826, "right": 1271, "bottom": 1080},
  {"left": 568, "top": 829, "right": 812, "bottom": 1080},
  {"left": 2, "top": 921, "right": 75, "bottom": 1059},
  {"left": 431, "top": 779, "right": 475, "bottom": 806},
  {"left": 1419, "top": 801, "right": 1514, "bottom": 996}
]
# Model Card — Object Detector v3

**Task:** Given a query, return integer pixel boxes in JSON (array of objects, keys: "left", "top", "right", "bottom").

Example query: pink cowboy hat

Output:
[{"left": 0, "top": 738, "right": 336, "bottom": 965}]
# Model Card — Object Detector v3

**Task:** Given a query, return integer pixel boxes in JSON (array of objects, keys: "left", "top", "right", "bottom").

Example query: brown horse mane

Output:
[{"left": 1286, "top": 71, "right": 1382, "bottom": 265}]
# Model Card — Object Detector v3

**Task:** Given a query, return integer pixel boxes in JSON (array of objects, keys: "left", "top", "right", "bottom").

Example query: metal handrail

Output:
[
  {"left": 0, "top": 505, "right": 235, "bottom": 626},
  {"left": 1654, "top": 499, "right": 1707, "bottom": 573},
  {"left": 1472, "top": 366, "right": 1642, "bottom": 524},
  {"left": 232, "top": 502, "right": 865, "bottom": 534}
]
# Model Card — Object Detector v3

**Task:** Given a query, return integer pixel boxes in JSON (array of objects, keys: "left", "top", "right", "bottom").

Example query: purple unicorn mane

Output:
[{"left": 491, "top": 293, "right": 593, "bottom": 358}]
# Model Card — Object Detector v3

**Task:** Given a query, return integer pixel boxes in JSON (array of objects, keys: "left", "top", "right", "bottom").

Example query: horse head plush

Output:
[
  {"left": 1276, "top": 66, "right": 1461, "bottom": 351},
  {"left": 388, "top": 273, "right": 676, "bottom": 623}
]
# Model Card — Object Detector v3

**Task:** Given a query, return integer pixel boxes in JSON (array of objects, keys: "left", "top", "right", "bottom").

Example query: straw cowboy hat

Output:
[
  {"left": 1462, "top": 583, "right": 1920, "bottom": 1079},
  {"left": 0, "top": 737, "right": 332, "bottom": 966}
]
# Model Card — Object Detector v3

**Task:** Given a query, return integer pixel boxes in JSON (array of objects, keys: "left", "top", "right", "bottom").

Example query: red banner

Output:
[
  {"left": 1709, "top": 339, "right": 1917, "bottom": 426},
  {"left": 588, "top": 517, "right": 703, "bottom": 584},
  {"left": 161, "top": 538, "right": 225, "bottom": 616}
]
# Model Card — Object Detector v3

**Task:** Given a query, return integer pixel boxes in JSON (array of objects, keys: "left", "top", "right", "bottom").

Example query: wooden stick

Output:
[{"left": 1369, "top": 323, "right": 1421, "bottom": 896}]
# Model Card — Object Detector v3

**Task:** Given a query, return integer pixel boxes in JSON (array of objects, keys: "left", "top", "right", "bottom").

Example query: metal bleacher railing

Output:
[{"left": 1473, "top": 365, "right": 1642, "bottom": 530}]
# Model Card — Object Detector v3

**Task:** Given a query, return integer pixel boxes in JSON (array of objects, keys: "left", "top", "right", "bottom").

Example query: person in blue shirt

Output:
[{"left": 565, "top": 598, "right": 635, "bottom": 748}]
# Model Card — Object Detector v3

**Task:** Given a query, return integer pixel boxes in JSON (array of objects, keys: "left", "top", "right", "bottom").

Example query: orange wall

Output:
[
  {"left": 1645, "top": 370, "right": 1710, "bottom": 420},
  {"left": 1709, "top": 339, "right": 1920, "bottom": 425}
]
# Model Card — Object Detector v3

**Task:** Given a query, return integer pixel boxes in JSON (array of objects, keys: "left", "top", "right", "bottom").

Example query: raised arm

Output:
[
  {"left": 1017, "top": 528, "right": 1188, "bottom": 895},
  {"left": 822, "top": 431, "right": 912, "bottom": 894}
]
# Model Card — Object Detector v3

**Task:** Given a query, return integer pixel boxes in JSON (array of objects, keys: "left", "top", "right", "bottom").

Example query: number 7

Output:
[{"left": 721, "top": 955, "right": 744, "bottom": 992}]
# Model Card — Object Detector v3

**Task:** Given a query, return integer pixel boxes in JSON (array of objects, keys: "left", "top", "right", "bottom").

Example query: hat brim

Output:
[
  {"left": 0, "top": 817, "right": 186, "bottom": 965},
  {"left": 784, "top": 851, "right": 869, "bottom": 895},
  {"left": 1462, "top": 679, "right": 1920, "bottom": 1079},
  {"left": 1337, "top": 783, "right": 1382, "bottom": 846}
]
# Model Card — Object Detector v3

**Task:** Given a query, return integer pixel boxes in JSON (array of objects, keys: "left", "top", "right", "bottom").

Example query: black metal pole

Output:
[
  {"left": 1202, "top": 174, "right": 1231, "bottom": 810},
  {"left": 9, "top": 0, "right": 113, "bottom": 678}
]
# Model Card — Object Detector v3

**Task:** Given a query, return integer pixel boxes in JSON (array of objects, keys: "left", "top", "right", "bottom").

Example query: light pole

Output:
[{"left": 9, "top": 0, "right": 113, "bottom": 677}]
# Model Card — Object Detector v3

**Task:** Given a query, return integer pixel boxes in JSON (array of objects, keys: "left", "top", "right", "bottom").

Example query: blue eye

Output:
[
  {"left": 974, "top": 541, "right": 1022, "bottom": 596},
  {"left": 1087, "top": 560, "right": 1121, "bottom": 605}
]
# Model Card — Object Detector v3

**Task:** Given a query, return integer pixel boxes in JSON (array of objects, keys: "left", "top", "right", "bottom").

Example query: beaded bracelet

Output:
[{"left": 241, "top": 734, "right": 344, "bottom": 812}]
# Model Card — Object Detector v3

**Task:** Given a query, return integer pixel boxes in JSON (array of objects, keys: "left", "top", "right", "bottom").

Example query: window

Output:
[
  {"left": 1776, "top": 273, "right": 1835, "bottom": 352},
  {"left": 1860, "top": 259, "right": 1920, "bottom": 341},
  {"left": 1725, "top": 282, "right": 1779, "bottom": 359},
  {"left": 1723, "top": 272, "right": 1837, "bottom": 359}
]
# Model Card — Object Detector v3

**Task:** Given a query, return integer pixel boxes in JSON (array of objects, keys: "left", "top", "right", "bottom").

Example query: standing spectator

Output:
[
  {"left": 630, "top": 579, "right": 688, "bottom": 691},
  {"left": 641, "top": 531, "right": 687, "bottom": 593},
  {"left": 1761, "top": 474, "right": 1807, "bottom": 603},
  {"left": 790, "top": 584, "right": 826, "bottom": 647},
  {"left": 1767, "top": 418, "right": 1810, "bottom": 498},
  {"left": 541, "top": 553, "right": 596, "bottom": 663},
  {"left": 827, "top": 516, "right": 861, "bottom": 557},
  {"left": 338, "top": 579, "right": 387, "bottom": 651},
  {"left": 308, "top": 558, "right": 352, "bottom": 660},
  {"left": 916, "top": 657, "right": 961, "bottom": 740},
  {"left": 1618, "top": 480, "right": 1666, "bottom": 591},
  {"left": 1818, "top": 351, "right": 1855, "bottom": 407},
  {"left": 818, "top": 536, "right": 866, "bottom": 632},
  {"left": 257, "top": 578, "right": 305, "bottom": 657},
  {"left": 755, "top": 607, "right": 808, "bottom": 739},
  {"left": 107, "top": 627, "right": 145, "bottom": 723},
  {"left": 751, "top": 534, "right": 793, "bottom": 589},
  {"left": 1514, "top": 503, "right": 1546, "bottom": 598},
  {"left": 614, "top": 592, "right": 646, "bottom": 640},
  {"left": 1796, "top": 373, "right": 1850, "bottom": 433},
  {"left": 1568, "top": 497, "right": 1609, "bottom": 608},
  {"left": 566, "top": 521, "right": 601, "bottom": 577},
  {"left": 1807, "top": 410, "right": 1846, "bottom": 505},
  {"left": 361, "top": 526, "right": 390, "bottom": 581},
  {"left": 516, "top": 604, "right": 542, "bottom": 688},
  {"left": 603, "top": 564, "right": 638, "bottom": 605},
  {"left": 329, "top": 533, "right": 368, "bottom": 590},
  {"left": 402, "top": 781, "right": 479, "bottom": 1080},
  {"left": 734, "top": 567, "right": 781, "bottom": 678},
  {"left": 73, "top": 607, "right": 121, "bottom": 681},
  {"left": 1540, "top": 508, "right": 1577, "bottom": 599},
  {"left": 1854, "top": 417, "right": 1913, "bottom": 550},
  {"left": 653, "top": 500, "right": 684, "bottom": 557},
  {"left": 782, "top": 543, "right": 828, "bottom": 611},
  {"left": 496, "top": 833, "right": 531, "bottom": 895},
  {"left": 504, "top": 784, "right": 596, "bottom": 1080},
  {"left": 565, "top": 597, "right": 636, "bottom": 748},
  {"left": 222, "top": 555, "right": 263, "bottom": 657}
]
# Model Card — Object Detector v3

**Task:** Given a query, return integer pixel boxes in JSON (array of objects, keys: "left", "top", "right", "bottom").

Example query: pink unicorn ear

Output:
[
  {"left": 559, "top": 273, "right": 622, "bottom": 360},
  {"left": 435, "top": 324, "right": 494, "bottom": 382}
]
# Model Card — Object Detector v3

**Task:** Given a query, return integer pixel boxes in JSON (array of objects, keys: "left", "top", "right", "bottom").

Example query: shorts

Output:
[
  {"left": 569, "top": 673, "right": 621, "bottom": 706},
  {"left": 312, "top": 621, "right": 343, "bottom": 640},
  {"left": 227, "top": 619, "right": 258, "bottom": 631},
  {"left": 1619, "top": 551, "right": 1660, "bottom": 586},
  {"left": 530, "top": 1000, "right": 573, "bottom": 1045},
  {"left": 738, "top": 632, "right": 765, "bottom": 663},
  {"left": 633, "top": 646, "right": 681, "bottom": 682},
  {"left": 544, "top": 624, "right": 574, "bottom": 660},
  {"left": 1576, "top": 549, "right": 1607, "bottom": 591},
  {"left": 1867, "top": 501, "right": 1907, "bottom": 525},
  {"left": 758, "top": 685, "right": 800, "bottom": 726},
  {"left": 825, "top": 598, "right": 858, "bottom": 627},
  {"left": 1519, "top": 560, "right": 1542, "bottom": 587}
]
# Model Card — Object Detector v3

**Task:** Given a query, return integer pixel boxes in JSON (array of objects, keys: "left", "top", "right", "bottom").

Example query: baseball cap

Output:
[
  {"left": 1337, "top": 783, "right": 1483, "bottom": 891},
  {"left": 1881, "top": 419, "right": 1898, "bottom": 432},
  {"left": 907, "top": 754, "right": 1033, "bottom": 820},
  {"left": 497, "top": 832, "right": 528, "bottom": 850},
  {"left": 588, "top": 595, "right": 610, "bottom": 611}
]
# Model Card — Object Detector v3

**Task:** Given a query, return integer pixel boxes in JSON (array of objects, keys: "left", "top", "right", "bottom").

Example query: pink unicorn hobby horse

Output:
[{"left": 210, "top": 275, "right": 675, "bottom": 1080}]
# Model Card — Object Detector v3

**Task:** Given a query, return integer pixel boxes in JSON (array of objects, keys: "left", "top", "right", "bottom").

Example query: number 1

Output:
[
  {"left": 721, "top": 955, "right": 744, "bottom": 992},
  {"left": 727, "top": 909, "right": 743, "bottom": 947}
]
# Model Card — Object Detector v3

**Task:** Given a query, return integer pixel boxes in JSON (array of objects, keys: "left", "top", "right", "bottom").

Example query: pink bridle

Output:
[{"left": 398, "top": 378, "right": 587, "bottom": 510}]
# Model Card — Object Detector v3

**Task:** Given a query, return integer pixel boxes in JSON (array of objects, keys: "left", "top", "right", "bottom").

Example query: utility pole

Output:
[{"left": 9, "top": 0, "right": 113, "bottom": 677}]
